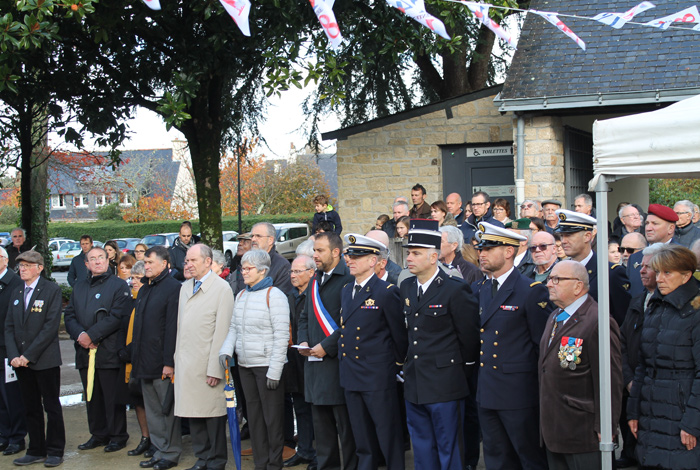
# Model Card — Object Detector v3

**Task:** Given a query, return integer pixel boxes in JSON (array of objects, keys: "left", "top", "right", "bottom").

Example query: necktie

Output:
[
  {"left": 491, "top": 279, "right": 499, "bottom": 298},
  {"left": 417, "top": 286, "right": 423, "bottom": 301},
  {"left": 24, "top": 286, "right": 33, "bottom": 310},
  {"left": 321, "top": 273, "right": 328, "bottom": 285},
  {"left": 549, "top": 310, "right": 569, "bottom": 345},
  {"left": 353, "top": 284, "right": 361, "bottom": 299},
  {"left": 193, "top": 280, "right": 202, "bottom": 295}
]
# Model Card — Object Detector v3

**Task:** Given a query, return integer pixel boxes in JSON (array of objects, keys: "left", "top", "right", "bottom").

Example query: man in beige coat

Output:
[{"left": 175, "top": 244, "right": 234, "bottom": 470}]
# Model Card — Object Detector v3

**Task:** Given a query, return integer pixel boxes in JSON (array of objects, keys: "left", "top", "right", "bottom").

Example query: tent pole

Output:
[
  {"left": 515, "top": 114, "right": 525, "bottom": 205},
  {"left": 595, "top": 177, "right": 613, "bottom": 470}
]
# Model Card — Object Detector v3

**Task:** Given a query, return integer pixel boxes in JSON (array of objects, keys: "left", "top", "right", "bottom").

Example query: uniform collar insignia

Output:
[
  {"left": 405, "top": 298, "right": 410, "bottom": 306},
  {"left": 538, "top": 301, "right": 548, "bottom": 308},
  {"left": 634, "top": 262, "right": 640, "bottom": 268}
]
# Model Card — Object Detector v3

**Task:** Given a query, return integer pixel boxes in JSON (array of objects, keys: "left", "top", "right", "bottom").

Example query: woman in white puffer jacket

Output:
[{"left": 219, "top": 249, "right": 290, "bottom": 470}]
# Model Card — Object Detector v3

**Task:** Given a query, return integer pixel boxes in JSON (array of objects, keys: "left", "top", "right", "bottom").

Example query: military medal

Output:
[{"left": 558, "top": 336, "right": 583, "bottom": 370}]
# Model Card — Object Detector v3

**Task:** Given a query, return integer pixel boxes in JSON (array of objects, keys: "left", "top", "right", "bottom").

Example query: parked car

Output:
[
  {"left": 53, "top": 242, "right": 81, "bottom": 271},
  {"left": 221, "top": 231, "right": 240, "bottom": 267},
  {"left": 49, "top": 238, "right": 76, "bottom": 266},
  {"left": 274, "top": 223, "right": 311, "bottom": 260},
  {"left": 140, "top": 233, "right": 179, "bottom": 248},
  {"left": 106, "top": 238, "right": 142, "bottom": 256},
  {"left": 0, "top": 232, "right": 11, "bottom": 247}
]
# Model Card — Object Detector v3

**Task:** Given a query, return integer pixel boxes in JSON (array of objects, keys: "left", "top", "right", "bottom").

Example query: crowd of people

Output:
[{"left": 0, "top": 188, "right": 699, "bottom": 470}]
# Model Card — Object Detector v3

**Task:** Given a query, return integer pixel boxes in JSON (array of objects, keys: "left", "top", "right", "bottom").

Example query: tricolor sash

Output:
[{"left": 311, "top": 278, "right": 338, "bottom": 337}]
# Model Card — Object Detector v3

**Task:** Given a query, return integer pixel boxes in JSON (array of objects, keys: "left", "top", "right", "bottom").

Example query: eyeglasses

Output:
[
  {"left": 471, "top": 202, "right": 486, "bottom": 207},
  {"left": 492, "top": 207, "right": 505, "bottom": 212},
  {"left": 134, "top": 250, "right": 146, "bottom": 253},
  {"left": 675, "top": 211, "right": 691, "bottom": 216},
  {"left": 88, "top": 256, "right": 107, "bottom": 262},
  {"left": 240, "top": 266, "right": 258, "bottom": 273},
  {"left": 545, "top": 276, "right": 582, "bottom": 285},
  {"left": 528, "top": 243, "right": 554, "bottom": 253},
  {"left": 250, "top": 234, "right": 272, "bottom": 239},
  {"left": 18, "top": 263, "right": 38, "bottom": 269},
  {"left": 618, "top": 246, "right": 639, "bottom": 254},
  {"left": 621, "top": 213, "right": 641, "bottom": 219},
  {"left": 520, "top": 204, "right": 534, "bottom": 209},
  {"left": 291, "top": 269, "right": 313, "bottom": 275}
]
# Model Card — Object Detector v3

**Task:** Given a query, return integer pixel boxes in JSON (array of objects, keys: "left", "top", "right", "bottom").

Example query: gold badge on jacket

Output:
[{"left": 558, "top": 336, "right": 583, "bottom": 370}]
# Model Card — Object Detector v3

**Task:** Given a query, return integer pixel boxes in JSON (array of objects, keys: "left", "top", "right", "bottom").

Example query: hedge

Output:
[{"left": 1, "top": 213, "right": 314, "bottom": 243}]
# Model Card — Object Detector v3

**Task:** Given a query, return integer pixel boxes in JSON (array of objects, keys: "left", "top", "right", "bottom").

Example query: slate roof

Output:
[{"left": 500, "top": 0, "right": 700, "bottom": 104}]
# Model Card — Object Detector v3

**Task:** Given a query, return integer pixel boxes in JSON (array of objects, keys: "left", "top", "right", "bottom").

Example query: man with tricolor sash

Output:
[{"left": 298, "top": 232, "right": 358, "bottom": 470}]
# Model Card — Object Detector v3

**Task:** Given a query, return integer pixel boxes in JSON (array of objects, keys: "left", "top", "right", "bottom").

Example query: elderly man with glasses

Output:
[
  {"left": 618, "top": 233, "right": 647, "bottom": 267},
  {"left": 524, "top": 231, "right": 559, "bottom": 282},
  {"left": 674, "top": 200, "right": 700, "bottom": 248},
  {"left": 613, "top": 205, "right": 644, "bottom": 239}
]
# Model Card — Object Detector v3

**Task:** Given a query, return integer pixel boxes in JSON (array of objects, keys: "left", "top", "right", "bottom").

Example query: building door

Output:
[{"left": 442, "top": 143, "right": 515, "bottom": 210}]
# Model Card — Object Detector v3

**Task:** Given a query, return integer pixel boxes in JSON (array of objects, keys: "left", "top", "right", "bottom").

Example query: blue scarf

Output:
[{"left": 246, "top": 276, "right": 273, "bottom": 292}]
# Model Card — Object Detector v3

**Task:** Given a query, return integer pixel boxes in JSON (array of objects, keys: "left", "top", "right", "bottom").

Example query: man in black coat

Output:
[
  {"left": 298, "top": 232, "right": 358, "bottom": 470},
  {"left": 249, "top": 222, "right": 292, "bottom": 293},
  {"left": 5, "top": 251, "right": 65, "bottom": 467},
  {"left": 68, "top": 235, "right": 93, "bottom": 287},
  {"left": 6, "top": 228, "right": 30, "bottom": 270},
  {"left": 460, "top": 192, "right": 504, "bottom": 243},
  {"left": 129, "top": 246, "right": 182, "bottom": 470},
  {"left": 168, "top": 221, "right": 195, "bottom": 281},
  {"left": 64, "top": 247, "right": 133, "bottom": 453},
  {"left": 0, "top": 247, "right": 26, "bottom": 456},
  {"left": 400, "top": 220, "right": 480, "bottom": 470}
]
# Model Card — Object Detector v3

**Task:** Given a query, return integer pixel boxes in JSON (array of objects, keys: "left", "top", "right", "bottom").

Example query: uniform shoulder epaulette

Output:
[
  {"left": 611, "top": 263, "right": 621, "bottom": 269},
  {"left": 343, "top": 283, "right": 349, "bottom": 288},
  {"left": 530, "top": 281, "right": 542, "bottom": 287},
  {"left": 387, "top": 284, "right": 394, "bottom": 289}
]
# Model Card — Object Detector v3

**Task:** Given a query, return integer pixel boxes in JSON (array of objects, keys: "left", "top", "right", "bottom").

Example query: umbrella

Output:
[
  {"left": 87, "top": 308, "right": 108, "bottom": 401},
  {"left": 224, "top": 359, "right": 242, "bottom": 470}
]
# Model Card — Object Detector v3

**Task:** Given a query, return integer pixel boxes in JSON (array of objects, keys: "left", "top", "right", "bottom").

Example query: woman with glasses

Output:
[
  {"left": 219, "top": 249, "right": 290, "bottom": 470},
  {"left": 491, "top": 198, "right": 511, "bottom": 225},
  {"left": 628, "top": 245, "right": 700, "bottom": 469},
  {"left": 133, "top": 243, "right": 148, "bottom": 262}
]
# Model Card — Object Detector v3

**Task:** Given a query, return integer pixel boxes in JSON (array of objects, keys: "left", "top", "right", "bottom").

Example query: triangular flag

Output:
[
  {"left": 309, "top": 0, "right": 344, "bottom": 51},
  {"left": 143, "top": 0, "right": 161, "bottom": 10},
  {"left": 592, "top": 1, "right": 655, "bottom": 29},
  {"left": 220, "top": 0, "right": 252, "bottom": 36},
  {"left": 462, "top": 2, "right": 516, "bottom": 48},
  {"left": 644, "top": 5, "right": 700, "bottom": 30},
  {"left": 385, "top": 0, "right": 451, "bottom": 40},
  {"left": 532, "top": 10, "right": 586, "bottom": 51}
]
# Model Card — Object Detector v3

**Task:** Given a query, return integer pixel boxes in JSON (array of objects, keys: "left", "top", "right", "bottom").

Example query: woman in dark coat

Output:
[{"left": 628, "top": 245, "right": 700, "bottom": 469}]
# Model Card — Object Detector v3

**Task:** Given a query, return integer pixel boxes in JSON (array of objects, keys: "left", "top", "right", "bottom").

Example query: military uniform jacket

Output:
[
  {"left": 64, "top": 271, "right": 133, "bottom": 369},
  {"left": 585, "top": 253, "right": 631, "bottom": 326},
  {"left": 5, "top": 276, "right": 63, "bottom": 370},
  {"left": 477, "top": 269, "right": 554, "bottom": 410},
  {"left": 338, "top": 275, "right": 407, "bottom": 392},
  {"left": 400, "top": 268, "right": 480, "bottom": 405},
  {"left": 298, "top": 258, "right": 354, "bottom": 405},
  {"left": 0, "top": 268, "right": 22, "bottom": 358},
  {"left": 538, "top": 295, "right": 623, "bottom": 454}
]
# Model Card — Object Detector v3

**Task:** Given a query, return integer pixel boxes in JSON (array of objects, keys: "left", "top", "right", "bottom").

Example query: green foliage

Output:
[
  {"left": 0, "top": 213, "right": 313, "bottom": 243},
  {"left": 0, "top": 205, "right": 19, "bottom": 225},
  {"left": 97, "top": 202, "right": 122, "bottom": 221},
  {"left": 59, "top": 284, "right": 73, "bottom": 303},
  {"left": 649, "top": 179, "right": 700, "bottom": 207}
]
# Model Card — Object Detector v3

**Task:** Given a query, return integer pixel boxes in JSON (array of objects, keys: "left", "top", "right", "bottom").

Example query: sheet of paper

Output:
[
  {"left": 292, "top": 345, "right": 312, "bottom": 350},
  {"left": 5, "top": 359, "right": 17, "bottom": 383},
  {"left": 308, "top": 356, "right": 323, "bottom": 362}
]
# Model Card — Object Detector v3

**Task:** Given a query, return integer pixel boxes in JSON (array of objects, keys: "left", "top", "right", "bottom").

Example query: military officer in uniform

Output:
[
  {"left": 338, "top": 234, "right": 407, "bottom": 470},
  {"left": 474, "top": 222, "right": 553, "bottom": 470},
  {"left": 400, "top": 220, "right": 480, "bottom": 470},
  {"left": 555, "top": 210, "right": 631, "bottom": 326}
]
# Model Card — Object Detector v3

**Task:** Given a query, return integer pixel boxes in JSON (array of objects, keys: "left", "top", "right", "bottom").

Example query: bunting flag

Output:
[
  {"left": 143, "top": 0, "right": 161, "bottom": 10},
  {"left": 532, "top": 10, "right": 586, "bottom": 51},
  {"left": 462, "top": 1, "right": 516, "bottom": 48},
  {"left": 644, "top": 5, "right": 700, "bottom": 30},
  {"left": 220, "top": 0, "right": 252, "bottom": 36},
  {"left": 592, "top": 1, "right": 655, "bottom": 29},
  {"left": 310, "top": 0, "right": 344, "bottom": 51},
  {"left": 385, "top": 0, "right": 451, "bottom": 40}
]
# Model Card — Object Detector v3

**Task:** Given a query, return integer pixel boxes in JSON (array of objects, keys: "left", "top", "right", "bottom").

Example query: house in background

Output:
[
  {"left": 322, "top": 0, "right": 700, "bottom": 234},
  {"left": 48, "top": 140, "right": 197, "bottom": 221}
]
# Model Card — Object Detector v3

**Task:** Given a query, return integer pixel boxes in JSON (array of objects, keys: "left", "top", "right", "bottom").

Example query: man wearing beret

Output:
[
  {"left": 556, "top": 210, "right": 631, "bottom": 326},
  {"left": 474, "top": 222, "right": 554, "bottom": 470},
  {"left": 626, "top": 204, "right": 678, "bottom": 297},
  {"left": 5, "top": 251, "right": 65, "bottom": 467},
  {"left": 339, "top": 234, "right": 407, "bottom": 470}
]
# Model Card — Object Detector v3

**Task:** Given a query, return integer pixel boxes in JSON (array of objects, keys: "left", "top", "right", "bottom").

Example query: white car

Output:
[
  {"left": 274, "top": 223, "right": 311, "bottom": 260},
  {"left": 53, "top": 242, "right": 82, "bottom": 270},
  {"left": 221, "top": 231, "right": 239, "bottom": 268},
  {"left": 50, "top": 238, "right": 76, "bottom": 267}
]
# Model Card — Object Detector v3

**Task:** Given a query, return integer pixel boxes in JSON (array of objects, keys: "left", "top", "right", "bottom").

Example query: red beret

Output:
[{"left": 647, "top": 204, "right": 678, "bottom": 223}]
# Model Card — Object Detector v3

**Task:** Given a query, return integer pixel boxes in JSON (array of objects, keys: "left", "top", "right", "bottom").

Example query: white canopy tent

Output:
[{"left": 590, "top": 94, "right": 700, "bottom": 469}]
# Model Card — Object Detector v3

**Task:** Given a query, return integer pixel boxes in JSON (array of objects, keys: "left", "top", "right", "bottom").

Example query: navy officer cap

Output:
[
  {"left": 554, "top": 209, "right": 596, "bottom": 233},
  {"left": 344, "top": 233, "right": 385, "bottom": 256},
  {"left": 475, "top": 221, "right": 527, "bottom": 249}
]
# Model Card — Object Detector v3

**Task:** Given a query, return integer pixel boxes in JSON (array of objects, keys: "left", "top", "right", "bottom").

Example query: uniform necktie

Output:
[
  {"left": 353, "top": 284, "right": 361, "bottom": 299},
  {"left": 417, "top": 286, "right": 423, "bottom": 301},
  {"left": 549, "top": 310, "right": 569, "bottom": 345},
  {"left": 491, "top": 279, "right": 499, "bottom": 298},
  {"left": 193, "top": 280, "right": 202, "bottom": 295},
  {"left": 24, "top": 286, "right": 33, "bottom": 310}
]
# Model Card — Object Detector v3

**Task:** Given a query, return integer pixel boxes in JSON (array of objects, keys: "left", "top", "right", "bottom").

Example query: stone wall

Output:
[{"left": 335, "top": 94, "right": 513, "bottom": 234}]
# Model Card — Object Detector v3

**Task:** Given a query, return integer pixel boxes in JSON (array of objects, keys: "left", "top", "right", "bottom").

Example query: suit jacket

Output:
[
  {"left": 401, "top": 268, "right": 480, "bottom": 404},
  {"left": 5, "top": 276, "right": 63, "bottom": 370},
  {"left": 298, "top": 258, "right": 354, "bottom": 405},
  {"left": 338, "top": 275, "right": 407, "bottom": 392},
  {"left": 477, "top": 269, "right": 555, "bottom": 410},
  {"left": 585, "top": 253, "right": 631, "bottom": 326},
  {"left": 538, "top": 295, "right": 623, "bottom": 454},
  {"left": 0, "top": 268, "right": 23, "bottom": 358},
  {"left": 385, "top": 259, "right": 402, "bottom": 285}
]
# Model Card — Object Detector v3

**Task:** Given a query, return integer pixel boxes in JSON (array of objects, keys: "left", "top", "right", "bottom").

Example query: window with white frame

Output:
[
  {"left": 96, "top": 194, "right": 110, "bottom": 206},
  {"left": 120, "top": 193, "right": 133, "bottom": 207},
  {"left": 51, "top": 194, "right": 66, "bottom": 209},
  {"left": 75, "top": 194, "right": 89, "bottom": 208}
]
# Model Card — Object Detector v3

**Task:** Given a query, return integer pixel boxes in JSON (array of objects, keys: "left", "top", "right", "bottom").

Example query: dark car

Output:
[
  {"left": 106, "top": 238, "right": 143, "bottom": 256},
  {"left": 139, "top": 233, "right": 179, "bottom": 248}
]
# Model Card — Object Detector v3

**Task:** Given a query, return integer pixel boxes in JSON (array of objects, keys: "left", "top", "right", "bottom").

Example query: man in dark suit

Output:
[
  {"left": 5, "top": 251, "right": 65, "bottom": 467},
  {"left": 400, "top": 220, "right": 480, "bottom": 470},
  {"left": 539, "top": 260, "right": 622, "bottom": 470},
  {"left": 298, "top": 232, "right": 358, "bottom": 470},
  {"left": 339, "top": 234, "right": 408, "bottom": 470},
  {"left": 556, "top": 209, "right": 631, "bottom": 326},
  {"left": 68, "top": 235, "right": 93, "bottom": 287},
  {"left": 6, "top": 228, "right": 30, "bottom": 270},
  {"left": 0, "top": 247, "right": 26, "bottom": 456},
  {"left": 64, "top": 247, "right": 133, "bottom": 453},
  {"left": 474, "top": 222, "right": 553, "bottom": 470}
]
